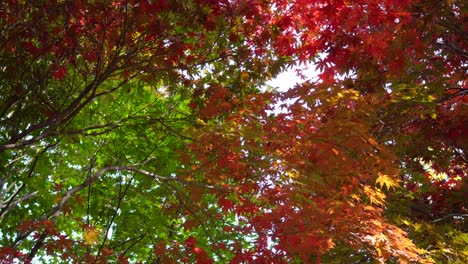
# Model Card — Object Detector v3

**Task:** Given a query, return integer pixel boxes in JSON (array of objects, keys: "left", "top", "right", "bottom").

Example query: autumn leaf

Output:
[
  {"left": 50, "top": 64, "right": 67, "bottom": 80},
  {"left": 83, "top": 227, "right": 99, "bottom": 245},
  {"left": 364, "top": 185, "right": 386, "bottom": 206},
  {"left": 375, "top": 173, "right": 400, "bottom": 190}
]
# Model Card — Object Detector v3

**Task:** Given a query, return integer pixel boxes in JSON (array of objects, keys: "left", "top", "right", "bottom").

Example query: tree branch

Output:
[{"left": 433, "top": 214, "right": 468, "bottom": 223}]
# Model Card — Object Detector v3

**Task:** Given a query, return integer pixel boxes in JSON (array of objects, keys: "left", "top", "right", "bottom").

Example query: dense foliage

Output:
[{"left": 0, "top": 0, "right": 466, "bottom": 263}]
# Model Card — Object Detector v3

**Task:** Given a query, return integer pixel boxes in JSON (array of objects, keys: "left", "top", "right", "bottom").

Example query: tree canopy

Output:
[{"left": 0, "top": 0, "right": 466, "bottom": 263}]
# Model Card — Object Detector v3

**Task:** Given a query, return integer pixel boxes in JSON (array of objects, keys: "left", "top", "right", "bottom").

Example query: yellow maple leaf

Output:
[
  {"left": 375, "top": 173, "right": 400, "bottom": 190},
  {"left": 83, "top": 227, "right": 99, "bottom": 245},
  {"left": 364, "top": 185, "right": 386, "bottom": 206}
]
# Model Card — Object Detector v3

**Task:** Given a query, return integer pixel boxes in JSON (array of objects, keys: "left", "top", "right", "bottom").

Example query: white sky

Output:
[
  {"left": 267, "top": 64, "right": 318, "bottom": 92},
  {"left": 268, "top": 70, "right": 301, "bottom": 91}
]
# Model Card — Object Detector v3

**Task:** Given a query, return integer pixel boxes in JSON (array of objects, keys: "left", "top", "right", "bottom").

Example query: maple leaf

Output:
[
  {"left": 364, "top": 185, "right": 386, "bottom": 206},
  {"left": 185, "top": 236, "right": 197, "bottom": 248},
  {"left": 50, "top": 64, "right": 67, "bottom": 80},
  {"left": 375, "top": 173, "right": 400, "bottom": 190},
  {"left": 83, "top": 227, "right": 99, "bottom": 245}
]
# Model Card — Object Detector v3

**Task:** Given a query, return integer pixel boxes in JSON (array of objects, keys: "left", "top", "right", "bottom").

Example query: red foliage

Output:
[{"left": 0, "top": 247, "right": 25, "bottom": 263}]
